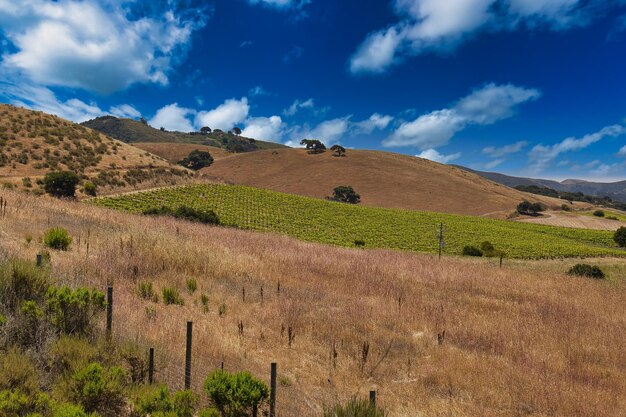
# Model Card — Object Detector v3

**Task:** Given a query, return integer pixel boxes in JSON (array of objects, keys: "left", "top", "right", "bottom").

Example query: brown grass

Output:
[
  {"left": 0, "top": 189, "right": 624, "bottom": 417},
  {"left": 201, "top": 148, "right": 574, "bottom": 217},
  {"left": 133, "top": 142, "right": 233, "bottom": 163}
]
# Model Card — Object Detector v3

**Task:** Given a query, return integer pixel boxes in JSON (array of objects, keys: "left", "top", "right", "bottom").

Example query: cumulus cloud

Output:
[
  {"left": 350, "top": 0, "right": 617, "bottom": 74},
  {"left": 109, "top": 104, "right": 141, "bottom": 119},
  {"left": 195, "top": 98, "right": 250, "bottom": 131},
  {"left": 384, "top": 83, "right": 540, "bottom": 149},
  {"left": 354, "top": 113, "right": 394, "bottom": 133},
  {"left": 241, "top": 116, "right": 284, "bottom": 142},
  {"left": 482, "top": 140, "right": 528, "bottom": 157},
  {"left": 417, "top": 148, "right": 461, "bottom": 164},
  {"left": 528, "top": 125, "right": 626, "bottom": 172},
  {"left": 149, "top": 103, "right": 195, "bottom": 132},
  {"left": 483, "top": 158, "right": 505, "bottom": 170},
  {"left": 0, "top": 0, "right": 207, "bottom": 93}
]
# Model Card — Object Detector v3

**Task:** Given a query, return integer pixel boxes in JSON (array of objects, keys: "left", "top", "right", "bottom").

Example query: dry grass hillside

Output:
[
  {"left": 0, "top": 104, "right": 192, "bottom": 194},
  {"left": 133, "top": 142, "right": 232, "bottom": 163},
  {"left": 202, "top": 148, "right": 568, "bottom": 217},
  {"left": 0, "top": 188, "right": 624, "bottom": 417}
]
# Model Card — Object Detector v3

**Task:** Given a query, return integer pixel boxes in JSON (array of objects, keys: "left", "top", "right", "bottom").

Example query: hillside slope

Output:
[
  {"left": 0, "top": 104, "right": 190, "bottom": 194},
  {"left": 201, "top": 148, "right": 565, "bottom": 216},
  {"left": 82, "top": 116, "right": 286, "bottom": 151}
]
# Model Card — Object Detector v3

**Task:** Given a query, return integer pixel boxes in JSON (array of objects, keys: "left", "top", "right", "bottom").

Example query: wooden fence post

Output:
[
  {"left": 148, "top": 348, "right": 154, "bottom": 385},
  {"left": 369, "top": 390, "right": 376, "bottom": 406},
  {"left": 270, "top": 362, "right": 277, "bottom": 417},
  {"left": 106, "top": 287, "right": 113, "bottom": 339},
  {"left": 36, "top": 254, "right": 42, "bottom": 267},
  {"left": 185, "top": 321, "right": 193, "bottom": 390}
]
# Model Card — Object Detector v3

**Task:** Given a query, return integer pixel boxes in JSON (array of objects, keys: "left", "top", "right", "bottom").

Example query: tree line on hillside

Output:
[{"left": 515, "top": 185, "right": 626, "bottom": 210}]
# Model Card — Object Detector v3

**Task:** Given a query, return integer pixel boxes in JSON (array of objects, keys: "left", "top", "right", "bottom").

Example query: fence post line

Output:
[
  {"left": 185, "top": 321, "right": 193, "bottom": 390},
  {"left": 36, "top": 254, "right": 42, "bottom": 267},
  {"left": 270, "top": 362, "right": 277, "bottom": 417},
  {"left": 106, "top": 287, "right": 113, "bottom": 339},
  {"left": 369, "top": 390, "right": 376, "bottom": 406},
  {"left": 500, "top": 254, "right": 503, "bottom": 268},
  {"left": 148, "top": 347, "right": 154, "bottom": 385}
]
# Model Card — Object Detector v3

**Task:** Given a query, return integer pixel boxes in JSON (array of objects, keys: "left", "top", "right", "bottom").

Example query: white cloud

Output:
[
  {"left": 195, "top": 98, "right": 250, "bottom": 131},
  {"left": 384, "top": 83, "right": 540, "bottom": 149},
  {"left": 249, "top": 85, "right": 269, "bottom": 97},
  {"left": 109, "top": 104, "right": 141, "bottom": 119},
  {"left": 0, "top": 0, "right": 207, "bottom": 93},
  {"left": 149, "top": 103, "right": 195, "bottom": 132},
  {"left": 350, "top": 0, "right": 616, "bottom": 74},
  {"left": 618, "top": 145, "right": 626, "bottom": 157},
  {"left": 355, "top": 113, "right": 394, "bottom": 133},
  {"left": 482, "top": 140, "right": 528, "bottom": 157},
  {"left": 417, "top": 148, "right": 461, "bottom": 164},
  {"left": 528, "top": 125, "right": 626, "bottom": 172},
  {"left": 241, "top": 116, "right": 284, "bottom": 142},
  {"left": 483, "top": 158, "right": 505, "bottom": 170},
  {"left": 283, "top": 98, "right": 315, "bottom": 116}
]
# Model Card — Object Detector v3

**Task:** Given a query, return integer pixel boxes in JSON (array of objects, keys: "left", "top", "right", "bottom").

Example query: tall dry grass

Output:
[{"left": 0, "top": 189, "right": 624, "bottom": 417}]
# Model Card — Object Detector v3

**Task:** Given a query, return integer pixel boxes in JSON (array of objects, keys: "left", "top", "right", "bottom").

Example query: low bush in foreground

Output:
[
  {"left": 162, "top": 287, "right": 184, "bottom": 306},
  {"left": 323, "top": 397, "right": 387, "bottom": 417},
  {"left": 462, "top": 246, "right": 483, "bottom": 257},
  {"left": 143, "top": 206, "right": 219, "bottom": 225},
  {"left": 44, "top": 228, "right": 72, "bottom": 251},
  {"left": 567, "top": 264, "right": 605, "bottom": 279}
]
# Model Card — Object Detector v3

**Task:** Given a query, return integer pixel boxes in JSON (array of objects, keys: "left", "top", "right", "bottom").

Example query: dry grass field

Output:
[
  {"left": 201, "top": 148, "right": 573, "bottom": 217},
  {"left": 133, "top": 142, "right": 233, "bottom": 163},
  {"left": 0, "top": 188, "right": 624, "bottom": 416}
]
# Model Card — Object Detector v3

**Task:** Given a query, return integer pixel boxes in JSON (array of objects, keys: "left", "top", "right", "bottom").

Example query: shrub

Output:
[
  {"left": 203, "top": 369, "right": 269, "bottom": 417},
  {"left": 48, "top": 336, "right": 99, "bottom": 377},
  {"left": 0, "top": 350, "right": 39, "bottom": 396},
  {"left": 179, "top": 150, "right": 214, "bottom": 170},
  {"left": 45, "top": 286, "right": 106, "bottom": 336},
  {"left": 606, "top": 215, "right": 619, "bottom": 220},
  {"left": 593, "top": 210, "right": 605, "bottom": 217},
  {"left": 134, "top": 386, "right": 197, "bottom": 417},
  {"left": 44, "top": 227, "right": 72, "bottom": 251},
  {"left": 0, "top": 259, "right": 49, "bottom": 311},
  {"left": 323, "top": 397, "right": 387, "bottom": 417},
  {"left": 81, "top": 182, "right": 97, "bottom": 197},
  {"left": 354, "top": 240, "right": 365, "bottom": 248},
  {"left": 44, "top": 171, "right": 80, "bottom": 197},
  {"left": 218, "top": 303, "right": 226, "bottom": 317},
  {"left": 561, "top": 204, "right": 571, "bottom": 211},
  {"left": 329, "top": 186, "right": 360, "bottom": 204},
  {"left": 138, "top": 281, "right": 158, "bottom": 302},
  {"left": 462, "top": 246, "right": 483, "bottom": 257},
  {"left": 614, "top": 227, "right": 626, "bottom": 247},
  {"left": 69, "top": 363, "right": 126, "bottom": 417},
  {"left": 480, "top": 241, "right": 495, "bottom": 256},
  {"left": 143, "top": 206, "right": 219, "bottom": 225},
  {"left": 517, "top": 201, "right": 544, "bottom": 215},
  {"left": 52, "top": 403, "right": 92, "bottom": 417},
  {"left": 162, "top": 287, "right": 184, "bottom": 306},
  {"left": 567, "top": 264, "right": 605, "bottom": 279},
  {"left": 185, "top": 279, "right": 197, "bottom": 294}
]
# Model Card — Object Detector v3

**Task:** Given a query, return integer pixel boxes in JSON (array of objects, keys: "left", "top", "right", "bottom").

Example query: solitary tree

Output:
[
  {"left": 232, "top": 127, "right": 242, "bottom": 136},
  {"left": 44, "top": 171, "right": 80, "bottom": 198},
  {"left": 300, "top": 139, "right": 326, "bottom": 154},
  {"left": 330, "top": 144, "right": 346, "bottom": 157},
  {"left": 179, "top": 150, "right": 214, "bottom": 170},
  {"left": 329, "top": 186, "right": 360, "bottom": 204},
  {"left": 517, "top": 200, "right": 544, "bottom": 215},
  {"left": 614, "top": 227, "right": 626, "bottom": 247},
  {"left": 200, "top": 126, "right": 212, "bottom": 134}
]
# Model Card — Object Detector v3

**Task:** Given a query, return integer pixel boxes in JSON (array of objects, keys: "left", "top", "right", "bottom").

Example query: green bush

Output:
[
  {"left": 44, "top": 227, "right": 72, "bottom": 251},
  {"left": 323, "top": 397, "right": 387, "bottom": 417},
  {"left": 143, "top": 206, "right": 219, "bottom": 225},
  {"left": 134, "top": 386, "right": 197, "bottom": 417},
  {"left": 81, "top": 182, "right": 97, "bottom": 197},
  {"left": 45, "top": 286, "right": 106, "bottom": 336},
  {"left": 179, "top": 150, "right": 213, "bottom": 171},
  {"left": 567, "top": 264, "right": 605, "bottom": 279},
  {"left": 0, "top": 259, "right": 49, "bottom": 311},
  {"left": 204, "top": 369, "right": 269, "bottom": 417},
  {"left": 44, "top": 171, "right": 80, "bottom": 198},
  {"left": 614, "top": 227, "right": 626, "bottom": 247},
  {"left": 138, "top": 281, "right": 158, "bottom": 302},
  {"left": 593, "top": 210, "right": 605, "bottom": 217},
  {"left": 52, "top": 402, "right": 92, "bottom": 417},
  {"left": 329, "top": 186, "right": 360, "bottom": 204},
  {"left": 185, "top": 279, "right": 197, "bottom": 294},
  {"left": 48, "top": 336, "right": 99, "bottom": 377},
  {"left": 561, "top": 204, "right": 571, "bottom": 211},
  {"left": 198, "top": 408, "right": 221, "bottom": 417},
  {"left": 70, "top": 362, "right": 126, "bottom": 417},
  {"left": 462, "top": 246, "right": 483, "bottom": 257},
  {"left": 162, "top": 288, "right": 184, "bottom": 306},
  {"left": 354, "top": 240, "right": 365, "bottom": 247},
  {"left": 606, "top": 216, "right": 619, "bottom": 220}
]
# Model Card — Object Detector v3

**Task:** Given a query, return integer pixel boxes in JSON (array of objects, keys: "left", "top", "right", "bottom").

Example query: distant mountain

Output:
[
  {"left": 456, "top": 166, "right": 626, "bottom": 203},
  {"left": 81, "top": 116, "right": 286, "bottom": 152}
]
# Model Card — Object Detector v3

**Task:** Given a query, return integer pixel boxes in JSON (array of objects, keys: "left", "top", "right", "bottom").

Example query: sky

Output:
[{"left": 2, "top": 0, "right": 626, "bottom": 181}]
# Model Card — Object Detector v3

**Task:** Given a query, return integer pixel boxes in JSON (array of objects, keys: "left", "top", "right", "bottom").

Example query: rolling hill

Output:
[
  {"left": 82, "top": 115, "right": 286, "bottom": 151},
  {"left": 459, "top": 166, "right": 626, "bottom": 202},
  {"left": 0, "top": 104, "right": 191, "bottom": 194},
  {"left": 200, "top": 148, "right": 568, "bottom": 217}
]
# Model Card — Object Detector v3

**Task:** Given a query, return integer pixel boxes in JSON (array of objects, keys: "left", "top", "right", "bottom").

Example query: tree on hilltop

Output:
[
  {"left": 300, "top": 139, "right": 326, "bottom": 154},
  {"left": 330, "top": 144, "right": 346, "bottom": 157},
  {"left": 232, "top": 127, "right": 242, "bottom": 135},
  {"left": 200, "top": 126, "right": 212, "bottom": 134},
  {"left": 179, "top": 150, "right": 214, "bottom": 170}
]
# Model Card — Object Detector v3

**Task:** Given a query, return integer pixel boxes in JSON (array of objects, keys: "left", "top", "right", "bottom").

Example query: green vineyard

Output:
[{"left": 90, "top": 184, "right": 626, "bottom": 259}]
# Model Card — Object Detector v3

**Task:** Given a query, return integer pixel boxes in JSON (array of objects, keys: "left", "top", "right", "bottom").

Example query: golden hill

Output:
[
  {"left": 133, "top": 141, "right": 232, "bottom": 163},
  {"left": 201, "top": 148, "right": 566, "bottom": 217},
  {"left": 0, "top": 104, "right": 191, "bottom": 194}
]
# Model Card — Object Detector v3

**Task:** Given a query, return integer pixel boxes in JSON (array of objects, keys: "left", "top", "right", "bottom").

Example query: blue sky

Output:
[{"left": 2, "top": 0, "right": 626, "bottom": 181}]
